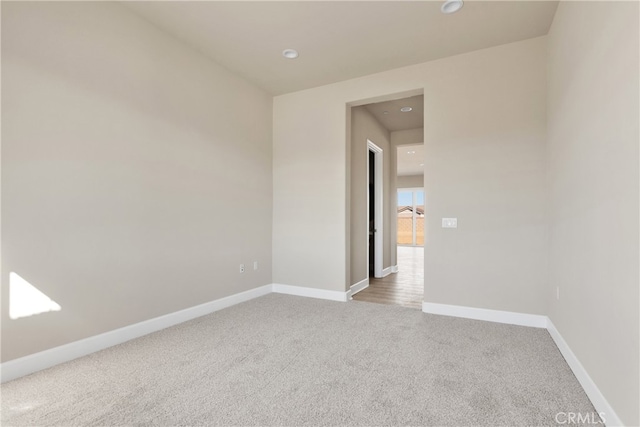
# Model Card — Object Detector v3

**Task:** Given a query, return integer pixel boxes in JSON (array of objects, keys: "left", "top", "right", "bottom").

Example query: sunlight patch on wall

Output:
[{"left": 9, "top": 272, "right": 61, "bottom": 319}]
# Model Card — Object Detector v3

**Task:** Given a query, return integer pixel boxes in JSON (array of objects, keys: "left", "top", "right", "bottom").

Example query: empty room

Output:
[{"left": 1, "top": 1, "right": 638, "bottom": 426}]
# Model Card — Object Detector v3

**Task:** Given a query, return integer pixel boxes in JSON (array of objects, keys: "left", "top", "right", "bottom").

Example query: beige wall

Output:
[
  {"left": 397, "top": 175, "right": 424, "bottom": 189},
  {"left": 423, "top": 44, "right": 548, "bottom": 315},
  {"left": 274, "top": 37, "right": 548, "bottom": 313},
  {"left": 349, "top": 107, "right": 392, "bottom": 286},
  {"left": 547, "top": 2, "right": 639, "bottom": 425},
  {"left": 391, "top": 128, "right": 423, "bottom": 147},
  {"left": 1, "top": 2, "right": 273, "bottom": 362}
]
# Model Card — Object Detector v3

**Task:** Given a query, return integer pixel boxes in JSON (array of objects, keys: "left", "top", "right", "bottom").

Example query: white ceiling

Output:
[
  {"left": 123, "top": 1, "right": 559, "bottom": 95},
  {"left": 365, "top": 95, "right": 424, "bottom": 132},
  {"left": 397, "top": 144, "right": 425, "bottom": 177}
]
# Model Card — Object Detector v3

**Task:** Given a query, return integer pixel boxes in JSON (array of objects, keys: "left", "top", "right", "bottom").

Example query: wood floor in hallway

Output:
[{"left": 352, "top": 246, "right": 424, "bottom": 309}]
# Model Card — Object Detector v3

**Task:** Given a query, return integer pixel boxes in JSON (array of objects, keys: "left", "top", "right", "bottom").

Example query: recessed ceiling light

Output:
[
  {"left": 282, "top": 49, "right": 299, "bottom": 59},
  {"left": 383, "top": 111, "right": 389, "bottom": 115},
  {"left": 407, "top": 151, "right": 416, "bottom": 154},
  {"left": 441, "top": 0, "right": 463, "bottom": 14},
  {"left": 400, "top": 107, "right": 413, "bottom": 112},
  {"left": 420, "top": 163, "right": 424, "bottom": 166}
]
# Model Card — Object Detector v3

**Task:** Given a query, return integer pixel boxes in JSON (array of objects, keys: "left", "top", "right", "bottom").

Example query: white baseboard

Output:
[
  {"left": 422, "top": 301, "right": 547, "bottom": 328},
  {"left": 271, "top": 283, "right": 348, "bottom": 302},
  {"left": 2, "top": 285, "right": 622, "bottom": 427},
  {"left": 546, "top": 319, "right": 622, "bottom": 427},
  {"left": 348, "top": 278, "right": 369, "bottom": 299},
  {"left": 421, "top": 301, "right": 620, "bottom": 425},
  {"left": 391, "top": 265, "right": 399, "bottom": 274},
  {"left": 381, "top": 267, "right": 393, "bottom": 277},
  {"left": 0, "top": 284, "right": 272, "bottom": 383}
]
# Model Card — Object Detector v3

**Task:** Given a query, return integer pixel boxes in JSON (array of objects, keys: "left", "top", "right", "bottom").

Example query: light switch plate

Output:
[{"left": 442, "top": 218, "right": 458, "bottom": 228}]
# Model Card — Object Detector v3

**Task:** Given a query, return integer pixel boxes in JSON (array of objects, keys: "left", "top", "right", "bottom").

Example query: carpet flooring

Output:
[{"left": 1, "top": 294, "right": 598, "bottom": 426}]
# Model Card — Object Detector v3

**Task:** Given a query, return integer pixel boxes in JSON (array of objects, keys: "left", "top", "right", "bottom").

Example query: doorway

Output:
[{"left": 349, "top": 93, "right": 425, "bottom": 309}]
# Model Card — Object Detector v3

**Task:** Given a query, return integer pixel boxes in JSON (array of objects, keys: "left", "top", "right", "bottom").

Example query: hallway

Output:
[{"left": 352, "top": 246, "right": 424, "bottom": 309}]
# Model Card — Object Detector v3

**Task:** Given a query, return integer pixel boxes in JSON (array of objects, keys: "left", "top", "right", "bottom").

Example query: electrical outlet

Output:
[
  {"left": 239, "top": 264, "right": 245, "bottom": 273},
  {"left": 253, "top": 261, "right": 258, "bottom": 270}
]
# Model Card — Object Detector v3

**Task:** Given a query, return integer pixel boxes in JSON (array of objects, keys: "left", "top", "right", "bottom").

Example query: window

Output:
[{"left": 397, "top": 189, "right": 424, "bottom": 246}]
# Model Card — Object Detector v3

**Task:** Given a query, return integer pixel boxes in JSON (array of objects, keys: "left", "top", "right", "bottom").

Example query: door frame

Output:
[{"left": 367, "top": 139, "right": 383, "bottom": 278}]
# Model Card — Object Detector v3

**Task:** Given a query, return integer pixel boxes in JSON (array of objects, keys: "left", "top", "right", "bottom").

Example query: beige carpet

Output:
[{"left": 2, "top": 294, "right": 598, "bottom": 426}]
